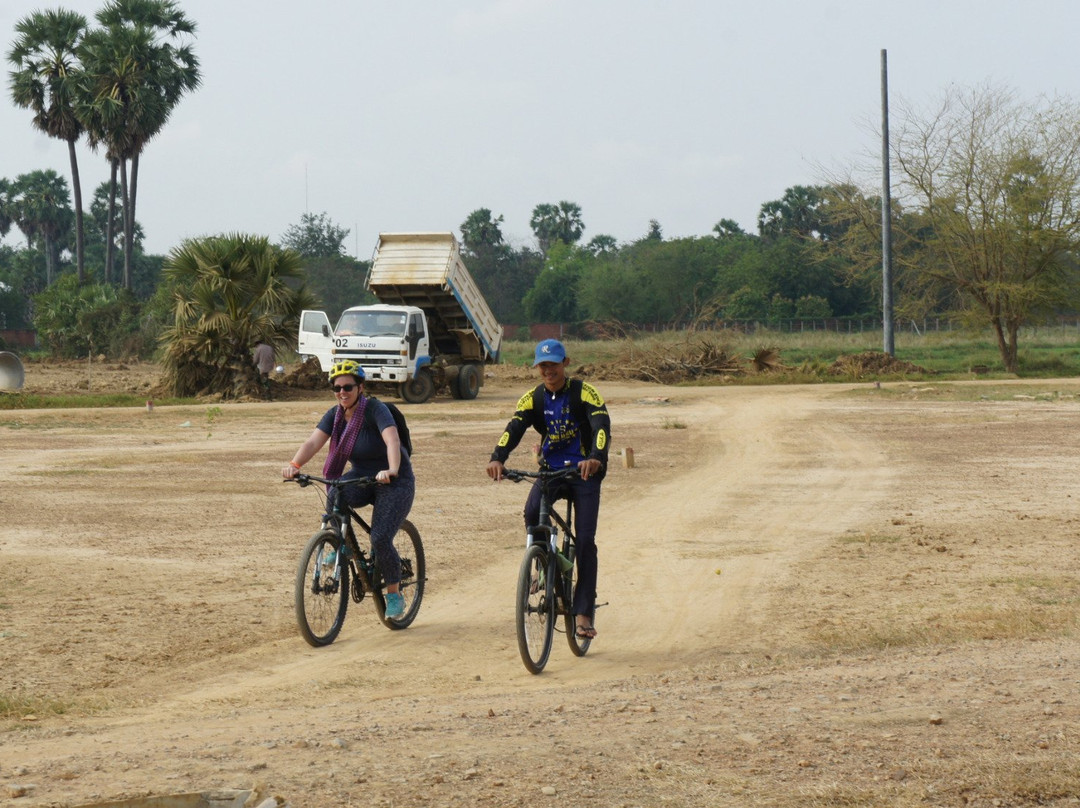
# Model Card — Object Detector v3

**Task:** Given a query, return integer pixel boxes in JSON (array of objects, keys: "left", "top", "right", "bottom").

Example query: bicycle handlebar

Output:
[
  {"left": 502, "top": 466, "right": 581, "bottom": 484},
  {"left": 285, "top": 473, "right": 377, "bottom": 489}
]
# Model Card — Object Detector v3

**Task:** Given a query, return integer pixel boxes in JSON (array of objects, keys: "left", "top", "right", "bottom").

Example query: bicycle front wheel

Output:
[
  {"left": 516, "top": 543, "right": 555, "bottom": 674},
  {"left": 295, "top": 528, "right": 350, "bottom": 647},
  {"left": 373, "top": 519, "right": 426, "bottom": 630}
]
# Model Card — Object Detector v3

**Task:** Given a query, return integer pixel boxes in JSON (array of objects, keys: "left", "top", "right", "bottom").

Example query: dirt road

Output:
[{"left": 3, "top": 366, "right": 1080, "bottom": 806}]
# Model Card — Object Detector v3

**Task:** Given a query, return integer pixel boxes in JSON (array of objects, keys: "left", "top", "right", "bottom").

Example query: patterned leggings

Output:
[{"left": 331, "top": 475, "right": 415, "bottom": 586}]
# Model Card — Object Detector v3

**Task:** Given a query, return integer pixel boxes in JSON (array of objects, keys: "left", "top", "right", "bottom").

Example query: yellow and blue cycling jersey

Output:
[{"left": 491, "top": 378, "right": 611, "bottom": 476}]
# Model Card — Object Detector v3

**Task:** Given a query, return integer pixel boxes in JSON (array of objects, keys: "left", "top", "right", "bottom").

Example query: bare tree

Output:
[{"left": 890, "top": 84, "right": 1080, "bottom": 373}]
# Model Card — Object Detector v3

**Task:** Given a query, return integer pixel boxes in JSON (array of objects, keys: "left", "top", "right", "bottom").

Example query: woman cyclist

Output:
[{"left": 282, "top": 359, "right": 415, "bottom": 618}]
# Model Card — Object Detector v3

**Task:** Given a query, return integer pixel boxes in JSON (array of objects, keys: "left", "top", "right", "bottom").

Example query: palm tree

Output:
[
  {"left": 11, "top": 170, "right": 73, "bottom": 285},
  {"left": 79, "top": 0, "right": 201, "bottom": 290},
  {"left": 0, "top": 178, "right": 14, "bottom": 239},
  {"left": 160, "top": 234, "right": 316, "bottom": 398},
  {"left": 78, "top": 23, "right": 148, "bottom": 287},
  {"left": 529, "top": 200, "right": 585, "bottom": 253},
  {"left": 7, "top": 9, "right": 89, "bottom": 283}
]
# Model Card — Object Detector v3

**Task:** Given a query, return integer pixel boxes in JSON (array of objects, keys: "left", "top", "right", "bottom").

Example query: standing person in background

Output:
[
  {"left": 486, "top": 339, "right": 611, "bottom": 640},
  {"left": 253, "top": 341, "right": 275, "bottom": 400}
]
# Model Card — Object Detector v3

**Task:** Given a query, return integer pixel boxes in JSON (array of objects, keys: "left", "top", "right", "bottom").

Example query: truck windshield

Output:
[{"left": 335, "top": 311, "right": 407, "bottom": 337}]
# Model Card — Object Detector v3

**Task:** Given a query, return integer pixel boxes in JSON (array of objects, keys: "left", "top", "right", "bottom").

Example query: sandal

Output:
[{"left": 575, "top": 623, "right": 597, "bottom": 639}]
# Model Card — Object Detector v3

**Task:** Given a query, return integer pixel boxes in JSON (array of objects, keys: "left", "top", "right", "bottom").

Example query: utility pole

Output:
[{"left": 881, "top": 48, "right": 895, "bottom": 356}]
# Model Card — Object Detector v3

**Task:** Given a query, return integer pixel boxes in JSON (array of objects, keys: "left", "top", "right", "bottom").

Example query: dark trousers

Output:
[
  {"left": 523, "top": 475, "right": 601, "bottom": 618},
  {"left": 330, "top": 474, "right": 415, "bottom": 586}
]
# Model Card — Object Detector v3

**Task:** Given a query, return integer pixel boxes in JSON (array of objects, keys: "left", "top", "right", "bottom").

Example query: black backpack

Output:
[{"left": 365, "top": 396, "right": 414, "bottom": 456}]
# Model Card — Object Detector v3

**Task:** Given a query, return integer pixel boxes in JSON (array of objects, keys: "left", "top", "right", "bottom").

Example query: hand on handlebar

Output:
[
  {"left": 486, "top": 460, "right": 505, "bottom": 482},
  {"left": 578, "top": 458, "right": 602, "bottom": 481}
]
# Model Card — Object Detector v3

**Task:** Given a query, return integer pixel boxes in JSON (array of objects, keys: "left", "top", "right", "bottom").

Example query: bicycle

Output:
[
  {"left": 287, "top": 473, "right": 425, "bottom": 647},
  {"left": 503, "top": 466, "right": 598, "bottom": 674}
]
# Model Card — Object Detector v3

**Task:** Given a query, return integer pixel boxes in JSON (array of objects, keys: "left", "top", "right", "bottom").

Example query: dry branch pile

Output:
[
  {"left": 828, "top": 351, "right": 929, "bottom": 377},
  {"left": 595, "top": 336, "right": 746, "bottom": 383}
]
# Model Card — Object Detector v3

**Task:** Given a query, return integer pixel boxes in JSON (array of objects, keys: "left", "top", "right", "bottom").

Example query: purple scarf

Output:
[{"left": 322, "top": 395, "right": 368, "bottom": 482}]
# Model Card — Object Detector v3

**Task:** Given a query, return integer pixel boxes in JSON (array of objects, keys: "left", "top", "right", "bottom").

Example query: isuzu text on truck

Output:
[{"left": 298, "top": 232, "right": 503, "bottom": 404}]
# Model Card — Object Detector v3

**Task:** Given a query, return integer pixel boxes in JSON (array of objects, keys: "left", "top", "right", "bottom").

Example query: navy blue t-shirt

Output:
[{"left": 317, "top": 398, "right": 414, "bottom": 480}]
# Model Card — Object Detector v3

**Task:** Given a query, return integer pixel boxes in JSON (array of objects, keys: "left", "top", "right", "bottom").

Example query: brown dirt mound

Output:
[
  {"left": 828, "top": 350, "right": 930, "bottom": 377},
  {"left": 282, "top": 356, "right": 326, "bottom": 390}
]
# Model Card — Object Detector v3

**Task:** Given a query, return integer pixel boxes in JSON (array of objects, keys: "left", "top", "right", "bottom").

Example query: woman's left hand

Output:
[{"left": 376, "top": 469, "right": 396, "bottom": 484}]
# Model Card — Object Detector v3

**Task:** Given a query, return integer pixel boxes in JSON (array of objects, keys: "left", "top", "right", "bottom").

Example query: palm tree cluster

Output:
[
  {"left": 159, "top": 234, "right": 316, "bottom": 398},
  {"left": 6, "top": 0, "right": 201, "bottom": 289}
]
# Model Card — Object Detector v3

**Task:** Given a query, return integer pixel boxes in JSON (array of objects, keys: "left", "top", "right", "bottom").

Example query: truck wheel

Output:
[
  {"left": 400, "top": 370, "right": 434, "bottom": 404},
  {"left": 455, "top": 363, "right": 481, "bottom": 400}
]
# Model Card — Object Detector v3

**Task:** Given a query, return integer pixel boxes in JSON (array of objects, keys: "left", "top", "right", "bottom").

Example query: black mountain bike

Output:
[
  {"left": 287, "top": 473, "right": 425, "bottom": 647},
  {"left": 503, "top": 466, "right": 596, "bottom": 674}
]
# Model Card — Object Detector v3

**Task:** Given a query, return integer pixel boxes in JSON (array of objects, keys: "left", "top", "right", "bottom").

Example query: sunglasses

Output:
[{"left": 332, "top": 383, "right": 358, "bottom": 393}]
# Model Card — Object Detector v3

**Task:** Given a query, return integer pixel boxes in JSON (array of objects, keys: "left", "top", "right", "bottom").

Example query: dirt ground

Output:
[{"left": 3, "top": 360, "right": 1080, "bottom": 807}]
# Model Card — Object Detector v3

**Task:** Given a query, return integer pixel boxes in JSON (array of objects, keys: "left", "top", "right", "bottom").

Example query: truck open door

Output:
[{"left": 298, "top": 309, "right": 334, "bottom": 371}]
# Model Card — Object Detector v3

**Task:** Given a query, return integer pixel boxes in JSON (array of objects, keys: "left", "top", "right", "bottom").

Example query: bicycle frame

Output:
[
  {"left": 312, "top": 479, "right": 380, "bottom": 602},
  {"left": 508, "top": 467, "right": 581, "bottom": 608}
]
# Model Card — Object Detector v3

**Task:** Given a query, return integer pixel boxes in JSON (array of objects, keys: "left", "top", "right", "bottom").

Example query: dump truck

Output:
[{"left": 298, "top": 232, "right": 503, "bottom": 404}]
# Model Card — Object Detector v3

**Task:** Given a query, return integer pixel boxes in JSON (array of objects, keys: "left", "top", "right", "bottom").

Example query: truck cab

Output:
[{"left": 298, "top": 304, "right": 431, "bottom": 387}]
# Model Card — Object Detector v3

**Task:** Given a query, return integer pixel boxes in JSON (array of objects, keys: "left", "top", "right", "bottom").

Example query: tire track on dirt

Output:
[{"left": 144, "top": 385, "right": 894, "bottom": 707}]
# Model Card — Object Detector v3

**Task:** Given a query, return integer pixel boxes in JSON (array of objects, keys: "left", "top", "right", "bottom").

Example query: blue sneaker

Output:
[{"left": 384, "top": 592, "right": 405, "bottom": 619}]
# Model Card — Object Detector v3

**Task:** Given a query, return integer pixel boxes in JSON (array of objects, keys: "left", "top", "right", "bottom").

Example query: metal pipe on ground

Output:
[{"left": 0, "top": 351, "right": 25, "bottom": 391}]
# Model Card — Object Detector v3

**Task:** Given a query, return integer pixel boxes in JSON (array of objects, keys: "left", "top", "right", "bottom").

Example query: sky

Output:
[{"left": 4, "top": 0, "right": 1080, "bottom": 260}]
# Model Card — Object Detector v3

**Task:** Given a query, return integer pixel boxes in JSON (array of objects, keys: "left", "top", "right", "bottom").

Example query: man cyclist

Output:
[{"left": 486, "top": 339, "right": 611, "bottom": 640}]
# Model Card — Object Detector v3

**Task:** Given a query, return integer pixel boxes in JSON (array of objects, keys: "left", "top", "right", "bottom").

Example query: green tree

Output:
[
  {"left": 724, "top": 286, "right": 768, "bottom": 319},
  {"left": 794, "top": 294, "right": 832, "bottom": 318},
  {"left": 584, "top": 234, "right": 617, "bottom": 255},
  {"left": 8, "top": 9, "right": 90, "bottom": 283},
  {"left": 529, "top": 201, "right": 584, "bottom": 253},
  {"left": 459, "top": 208, "right": 539, "bottom": 324},
  {"left": 459, "top": 208, "right": 505, "bottom": 253},
  {"left": 280, "top": 211, "right": 350, "bottom": 258},
  {"left": 86, "top": 179, "right": 138, "bottom": 283},
  {"left": 79, "top": 0, "right": 201, "bottom": 290},
  {"left": 523, "top": 243, "right": 587, "bottom": 322},
  {"left": 278, "top": 211, "right": 368, "bottom": 322},
  {"left": 159, "top": 233, "right": 315, "bottom": 397},
  {"left": 758, "top": 185, "right": 843, "bottom": 242},
  {"left": 712, "top": 218, "right": 745, "bottom": 239},
  {"left": 10, "top": 170, "right": 73, "bottom": 284},
  {"left": 32, "top": 272, "right": 141, "bottom": 358},
  {"left": 0, "top": 178, "right": 13, "bottom": 238}
]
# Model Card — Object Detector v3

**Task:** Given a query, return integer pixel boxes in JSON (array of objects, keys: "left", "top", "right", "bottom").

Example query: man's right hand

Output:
[{"left": 486, "top": 460, "right": 505, "bottom": 481}]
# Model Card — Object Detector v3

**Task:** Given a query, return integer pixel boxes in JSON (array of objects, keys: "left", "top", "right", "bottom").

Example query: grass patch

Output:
[
  {"left": 0, "top": 392, "right": 195, "bottom": 410},
  {"left": 809, "top": 602, "right": 1077, "bottom": 654},
  {"left": 0, "top": 692, "right": 79, "bottom": 721},
  {"left": 661, "top": 418, "right": 687, "bottom": 429},
  {"left": 860, "top": 383, "right": 1080, "bottom": 403},
  {"left": 500, "top": 325, "right": 1080, "bottom": 383},
  {"left": 836, "top": 533, "right": 903, "bottom": 545}
]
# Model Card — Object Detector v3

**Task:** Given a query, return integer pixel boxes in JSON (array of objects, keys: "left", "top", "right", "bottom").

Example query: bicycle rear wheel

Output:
[
  {"left": 295, "top": 528, "right": 350, "bottom": 647},
  {"left": 516, "top": 543, "right": 555, "bottom": 674},
  {"left": 563, "top": 544, "right": 593, "bottom": 657},
  {"left": 373, "top": 519, "right": 426, "bottom": 629}
]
